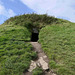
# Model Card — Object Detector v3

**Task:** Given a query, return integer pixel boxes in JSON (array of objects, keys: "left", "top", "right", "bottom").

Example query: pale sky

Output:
[{"left": 0, "top": 0, "right": 75, "bottom": 24}]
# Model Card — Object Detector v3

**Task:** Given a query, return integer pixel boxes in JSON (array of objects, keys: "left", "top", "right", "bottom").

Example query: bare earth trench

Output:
[{"left": 25, "top": 42, "right": 56, "bottom": 75}]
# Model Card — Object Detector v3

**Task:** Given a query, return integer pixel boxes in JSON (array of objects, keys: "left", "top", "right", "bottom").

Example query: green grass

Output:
[
  {"left": 0, "top": 25, "right": 31, "bottom": 41},
  {"left": 32, "top": 67, "right": 43, "bottom": 75},
  {"left": 39, "top": 23, "right": 75, "bottom": 75},
  {"left": 3, "top": 14, "right": 70, "bottom": 30},
  {"left": 0, "top": 14, "right": 75, "bottom": 75},
  {"left": 0, "top": 25, "right": 37, "bottom": 75}
]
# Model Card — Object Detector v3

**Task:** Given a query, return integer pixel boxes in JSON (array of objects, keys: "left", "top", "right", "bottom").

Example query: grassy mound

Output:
[
  {"left": 3, "top": 14, "right": 70, "bottom": 30},
  {"left": 0, "top": 25, "right": 37, "bottom": 75},
  {"left": 39, "top": 23, "right": 75, "bottom": 75},
  {"left": 0, "top": 14, "right": 74, "bottom": 75}
]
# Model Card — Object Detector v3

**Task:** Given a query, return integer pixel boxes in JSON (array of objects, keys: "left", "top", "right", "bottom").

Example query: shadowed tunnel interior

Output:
[{"left": 31, "top": 33, "right": 39, "bottom": 42}]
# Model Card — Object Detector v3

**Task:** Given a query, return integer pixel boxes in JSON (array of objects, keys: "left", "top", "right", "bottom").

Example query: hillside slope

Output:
[
  {"left": 0, "top": 25, "right": 37, "bottom": 75},
  {"left": 0, "top": 14, "right": 75, "bottom": 75},
  {"left": 39, "top": 23, "right": 75, "bottom": 75}
]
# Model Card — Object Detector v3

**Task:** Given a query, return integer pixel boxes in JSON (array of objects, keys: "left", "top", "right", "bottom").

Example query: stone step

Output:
[
  {"left": 28, "top": 57, "right": 49, "bottom": 72},
  {"left": 28, "top": 60, "right": 37, "bottom": 72},
  {"left": 38, "top": 57, "right": 49, "bottom": 70}
]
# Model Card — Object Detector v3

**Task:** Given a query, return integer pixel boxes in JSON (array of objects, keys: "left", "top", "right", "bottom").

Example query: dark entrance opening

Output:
[{"left": 31, "top": 33, "right": 39, "bottom": 42}]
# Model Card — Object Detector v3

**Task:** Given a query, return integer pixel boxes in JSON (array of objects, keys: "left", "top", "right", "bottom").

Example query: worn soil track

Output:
[{"left": 25, "top": 42, "right": 56, "bottom": 75}]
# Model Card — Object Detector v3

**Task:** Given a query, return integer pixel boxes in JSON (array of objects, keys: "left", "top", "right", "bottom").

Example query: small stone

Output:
[
  {"left": 37, "top": 62, "right": 41, "bottom": 67},
  {"left": 28, "top": 60, "right": 37, "bottom": 72},
  {"left": 52, "top": 73, "right": 57, "bottom": 75},
  {"left": 43, "top": 55, "right": 47, "bottom": 58},
  {"left": 38, "top": 57, "right": 49, "bottom": 70}
]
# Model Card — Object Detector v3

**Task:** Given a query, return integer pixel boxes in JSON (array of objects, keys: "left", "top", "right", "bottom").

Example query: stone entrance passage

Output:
[
  {"left": 31, "top": 28, "right": 39, "bottom": 42},
  {"left": 31, "top": 33, "right": 39, "bottom": 42}
]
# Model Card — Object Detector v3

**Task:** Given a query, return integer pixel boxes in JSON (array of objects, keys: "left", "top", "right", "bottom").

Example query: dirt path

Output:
[
  {"left": 25, "top": 42, "right": 56, "bottom": 75},
  {"left": 31, "top": 42, "right": 49, "bottom": 63}
]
